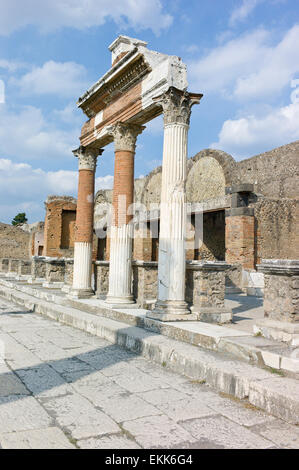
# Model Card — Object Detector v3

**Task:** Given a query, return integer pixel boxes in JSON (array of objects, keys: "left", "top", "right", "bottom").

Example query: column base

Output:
[
  {"left": 147, "top": 300, "right": 196, "bottom": 322},
  {"left": 105, "top": 295, "right": 135, "bottom": 307},
  {"left": 192, "top": 306, "right": 232, "bottom": 324},
  {"left": 67, "top": 288, "right": 95, "bottom": 299}
]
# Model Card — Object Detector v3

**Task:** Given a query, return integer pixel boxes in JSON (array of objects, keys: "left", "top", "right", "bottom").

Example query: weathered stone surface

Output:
[
  {"left": 41, "top": 393, "right": 120, "bottom": 439},
  {"left": 0, "top": 427, "right": 75, "bottom": 449},
  {"left": 77, "top": 434, "right": 141, "bottom": 449},
  {"left": 122, "top": 415, "right": 197, "bottom": 449},
  {"left": 0, "top": 396, "right": 52, "bottom": 433},
  {"left": 0, "top": 295, "right": 298, "bottom": 448},
  {"left": 181, "top": 415, "right": 273, "bottom": 449}
]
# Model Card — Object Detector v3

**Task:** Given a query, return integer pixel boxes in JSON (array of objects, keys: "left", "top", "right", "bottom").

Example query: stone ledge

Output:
[
  {"left": 258, "top": 259, "right": 299, "bottom": 275},
  {"left": 226, "top": 207, "right": 254, "bottom": 217}
]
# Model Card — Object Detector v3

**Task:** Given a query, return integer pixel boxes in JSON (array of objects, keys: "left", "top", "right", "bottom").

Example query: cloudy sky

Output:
[{"left": 0, "top": 0, "right": 298, "bottom": 223}]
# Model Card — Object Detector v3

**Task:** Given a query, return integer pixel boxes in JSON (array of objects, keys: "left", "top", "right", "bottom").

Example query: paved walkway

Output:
[{"left": 0, "top": 297, "right": 298, "bottom": 449}]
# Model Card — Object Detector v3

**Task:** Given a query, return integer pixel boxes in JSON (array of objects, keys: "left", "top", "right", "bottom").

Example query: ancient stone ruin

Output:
[{"left": 1, "top": 35, "right": 298, "bottom": 348}]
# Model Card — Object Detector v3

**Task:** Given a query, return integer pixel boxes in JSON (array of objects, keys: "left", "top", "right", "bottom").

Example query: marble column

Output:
[
  {"left": 106, "top": 122, "right": 145, "bottom": 305},
  {"left": 70, "top": 146, "right": 103, "bottom": 298},
  {"left": 148, "top": 87, "right": 202, "bottom": 321}
]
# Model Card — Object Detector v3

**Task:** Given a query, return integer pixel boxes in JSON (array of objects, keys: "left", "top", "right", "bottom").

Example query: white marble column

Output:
[
  {"left": 106, "top": 122, "right": 145, "bottom": 305},
  {"left": 148, "top": 87, "right": 201, "bottom": 321},
  {"left": 70, "top": 146, "right": 103, "bottom": 298}
]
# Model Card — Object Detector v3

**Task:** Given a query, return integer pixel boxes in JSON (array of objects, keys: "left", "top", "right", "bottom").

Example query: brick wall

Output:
[
  {"left": 43, "top": 196, "right": 77, "bottom": 257},
  {"left": 225, "top": 215, "right": 255, "bottom": 269}
]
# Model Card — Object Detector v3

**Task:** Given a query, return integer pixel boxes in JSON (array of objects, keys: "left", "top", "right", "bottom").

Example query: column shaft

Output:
[
  {"left": 106, "top": 123, "right": 144, "bottom": 304},
  {"left": 147, "top": 86, "right": 202, "bottom": 321},
  {"left": 71, "top": 147, "right": 102, "bottom": 298}
]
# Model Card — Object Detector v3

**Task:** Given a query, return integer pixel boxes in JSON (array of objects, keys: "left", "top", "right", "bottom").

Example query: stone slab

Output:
[{"left": 0, "top": 427, "right": 75, "bottom": 449}]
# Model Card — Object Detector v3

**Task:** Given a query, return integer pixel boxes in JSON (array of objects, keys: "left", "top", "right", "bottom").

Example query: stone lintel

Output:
[
  {"left": 95, "top": 260, "right": 110, "bottom": 266},
  {"left": 231, "top": 183, "right": 254, "bottom": 194},
  {"left": 186, "top": 261, "right": 231, "bottom": 271},
  {"left": 257, "top": 259, "right": 299, "bottom": 276},
  {"left": 44, "top": 258, "right": 65, "bottom": 266},
  {"left": 226, "top": 207, "right": 254, "bottom": 217},
  {"left": 132, "top": 260, "right": 158, "bottom": 268}
]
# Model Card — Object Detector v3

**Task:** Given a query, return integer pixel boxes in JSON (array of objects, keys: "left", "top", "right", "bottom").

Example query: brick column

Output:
[
  {"left": 147, "top": 87, "right": 202, "bottom": 321},
  {"left": 225, "top": 184, "right": 255, "bottom": 270},
  {"left": 70, "top": 146, "right": 103, "bottom": 298},
  {"left": 106, "top": 122, "right": 144, "bottom": 304}
]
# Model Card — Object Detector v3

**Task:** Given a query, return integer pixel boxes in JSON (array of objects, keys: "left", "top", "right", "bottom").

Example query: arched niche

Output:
[{"left": 186, "top": 149, "right": 236, "bottom": 203}]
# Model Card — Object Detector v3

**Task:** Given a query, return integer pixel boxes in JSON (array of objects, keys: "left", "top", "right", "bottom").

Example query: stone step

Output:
[
  {"left": 0, "top": 278, "right": 298, "bottom": 425},
  {"left": 0, "top": 276, "right": 298, "bottom": 377}
]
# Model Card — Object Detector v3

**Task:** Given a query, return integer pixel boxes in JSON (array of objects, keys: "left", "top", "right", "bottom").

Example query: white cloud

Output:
[
  {"left": 229, "top": 0, "right": 261, "bottom": 26},
  {"left": 0, "top": 158, "right": 113, "bottom": 223},
  {"left": 0, "top": 0, "right": 172, "bottom": 36},
  {"left": 189, "top": 25, "right": 299, "bottom": 101},
  {"left": 0, "top": 104, "right": 79, "bottom": 161},
  {"left": 12, "top": 60, "right": 89, "bottom": 98},
  {"left": 211, "top": 101, "right": 299, "bottom": 158},
  {"left": 0, "top": 59, "right": 28, "bottom": 72}
]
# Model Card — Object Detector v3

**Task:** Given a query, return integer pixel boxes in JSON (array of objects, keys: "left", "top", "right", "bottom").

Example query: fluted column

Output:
[
  {"left": 70, "top": 146, "right": 103, "bottom": 298},
  {"left": 148, "top": 87, "right": 202, "bottom": 321},
  {"left": 106, "top": 122, "right": 145, "bottom": 304}
]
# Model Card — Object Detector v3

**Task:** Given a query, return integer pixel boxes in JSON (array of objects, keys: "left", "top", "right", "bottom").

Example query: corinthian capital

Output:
[
  {"left": 153, "top": 86, "right": 203, "bottom": 126},
  {"left": 107, "top": 122, "right": 145, "bottom": 152},
  {"left": 73, "top": 146, "right": 104, "bottom": 171}
]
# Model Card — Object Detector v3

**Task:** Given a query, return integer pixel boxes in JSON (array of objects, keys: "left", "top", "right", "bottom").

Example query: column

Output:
[
  {"left": 106, "top": 122, "right": 145, "bottom": 304},
  {"left": 225, "top": 184, "right": 255, "bottom": 270},
  {"left": 147, "top": 87, "right": 201, "bottom": 321},
  {"left": 70, "top": 146, "right": 103, "bottom": 298}
]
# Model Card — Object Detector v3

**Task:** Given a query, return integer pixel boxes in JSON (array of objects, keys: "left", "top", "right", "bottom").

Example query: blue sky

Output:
[{"left": 0, "top": 0, "right": 299, "bottom": 223}]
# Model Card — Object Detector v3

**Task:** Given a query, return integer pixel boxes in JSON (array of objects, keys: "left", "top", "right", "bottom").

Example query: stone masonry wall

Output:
[
  {"left": 254, "top": 198, "right": 299, "bottom": 261},
  {"left": 0, "top": 223, "right": 30, "bottom": 259}
]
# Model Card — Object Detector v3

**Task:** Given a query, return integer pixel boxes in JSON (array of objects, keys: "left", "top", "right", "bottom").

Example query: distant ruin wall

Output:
[{"left": 0, "top": 223, "right": 30, "bottom": 259}]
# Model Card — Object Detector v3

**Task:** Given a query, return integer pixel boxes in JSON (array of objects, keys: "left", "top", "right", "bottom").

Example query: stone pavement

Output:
[{"left": 0, "top": 299, "right": 298, "bottom": 449}]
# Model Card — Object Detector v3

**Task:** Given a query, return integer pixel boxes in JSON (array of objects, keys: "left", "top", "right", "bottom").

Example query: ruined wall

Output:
[
  {"left": 0, "top": 223, "right": 30, "bottom": 259},
  {"left": 236, "top": 141, "right": 299, "bottom": 199},
  {"left": 94, "top": 141, "right": 299, "bottom": 264},
  {"left": 43, "top": 196, "right": 77, "bottom": 258},
  {"left": 254, "top": 197, "right": 299, "bottom": 261}
]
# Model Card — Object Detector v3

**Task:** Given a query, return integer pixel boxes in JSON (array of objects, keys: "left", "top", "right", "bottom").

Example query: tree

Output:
[{"left": 12, "top": 212, "right": 28, "bottom": 226}]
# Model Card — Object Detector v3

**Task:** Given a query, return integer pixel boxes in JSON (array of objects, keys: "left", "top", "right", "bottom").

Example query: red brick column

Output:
[
  {"left": 225, "top": 209, "right": 255, "bottom": 270},
  {"left": 70, "top": 146, "right": 103, "bottom": 298},
  {"left": 106, "top": 122, "right": 144, "bottom": 304}
]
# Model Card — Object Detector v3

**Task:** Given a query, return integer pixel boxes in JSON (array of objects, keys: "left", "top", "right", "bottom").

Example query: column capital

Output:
[
  {"left": 107, "top": 122, "right": 145, "bottom": 152},
  {"left": 73, "top": 146, "right": 104, "bottom": 171},
  {"left": 153, "top": 86, "right": 203, "bottom": 126}
]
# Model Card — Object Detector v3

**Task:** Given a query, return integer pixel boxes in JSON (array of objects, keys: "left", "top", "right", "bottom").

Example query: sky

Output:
[{"left": 0, "top": 0, "right": 299, "bottom": 223}]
